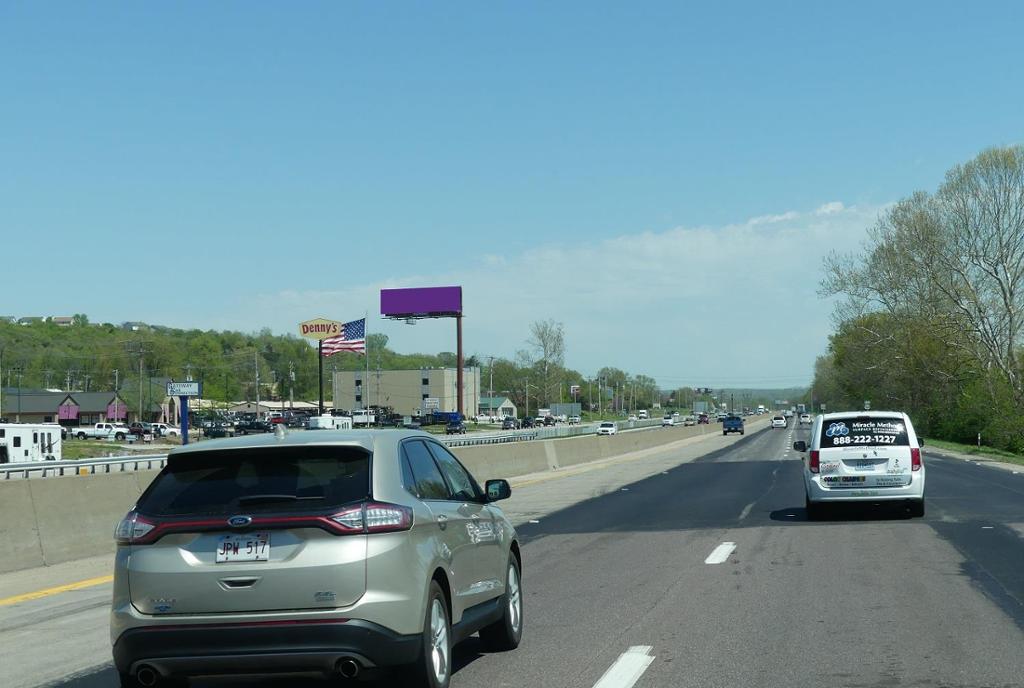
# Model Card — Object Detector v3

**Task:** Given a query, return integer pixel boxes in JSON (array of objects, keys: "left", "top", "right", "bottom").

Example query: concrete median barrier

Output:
[{"left": 0, "top": 419, "right": 765, "bottom": 574}]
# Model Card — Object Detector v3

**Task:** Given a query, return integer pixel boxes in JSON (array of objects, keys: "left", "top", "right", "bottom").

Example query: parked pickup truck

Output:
[
  {"left": 722, "top": 415, "right": 745, "bottom": 436},
  {"left": 70, "top": 423, "right": 132, "bottom": 441}
]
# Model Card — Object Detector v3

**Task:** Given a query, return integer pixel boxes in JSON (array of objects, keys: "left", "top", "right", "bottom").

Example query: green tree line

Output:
[
  {"left": 0, "top": 318, "right": 682, "bottom": 416},
  {"left": 813, "top": 146, "right": 1024, "bottom": 453}
]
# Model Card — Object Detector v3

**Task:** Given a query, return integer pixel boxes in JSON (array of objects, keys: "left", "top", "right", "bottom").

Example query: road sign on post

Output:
[
  {"left": 423, "top": 397, "right": 440, "bottom": 411},
  {"left": 167, "top": 381, "right": 203, "bottom": 446}
]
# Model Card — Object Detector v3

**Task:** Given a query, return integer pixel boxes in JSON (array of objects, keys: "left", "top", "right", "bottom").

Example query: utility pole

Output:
[
  {"left": 14, "top": 366, "right": 23, "bottom": 422},
  {"left": 488, "top": 356, "right": 495, "bottom": 418},
  {"left": 254, "top": 351, "right": 261, "bottom": 420},
  {"left": 288, "top": 362, "right": 295, "bottom": 411}
]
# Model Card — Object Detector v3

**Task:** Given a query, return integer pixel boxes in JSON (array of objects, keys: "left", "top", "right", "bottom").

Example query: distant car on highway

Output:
[
  {"left": 597, "top": 421, "right": 617, "bottom": 435},
  {"left": 682, "top": 415, "right": 697, "bottom": 426},
  {"left": 567, "top": 415, "right": 581, "bottom": 425},
  {"left": 771, "top": 415, "right": 787, "bottom": 429},
  {"left": 716, "top": 413, "right": 727, "bottom": 423},
  {"left": 661, "top": 414, "right": 676, "bottom": 427},
  {"left": 722, "top": 415, "right": 744, "bottom": 435},
  {"left": 793, "top": 411, "right": 925, "bottom": 519},
  {"left": 698, "top": 414, "right": 710, "bottom": 424},
  {"left": 502, "top": 417, "right": 519, "bottom": 430},
  {"left": 521, "top": 417, "right": 536, "bottom": 429},
  {"left": 542, "top": 416, "right": 556, "bottom": 427},
  {"left": 445, "top": 420, "right": 467, "bottom": 434},
  {"left": 799, "top": 413, "right": 812, "bottom": 425},
  {"left": 628, "top": 414, "right": 638, "bottom": 422},
  {"left": 111, "top": 431, "right": 523, "bottom": 687}
]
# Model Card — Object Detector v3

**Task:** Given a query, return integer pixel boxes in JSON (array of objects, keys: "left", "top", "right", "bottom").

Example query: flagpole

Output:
[
  {"left": 364, "top": 310, "right": 371, "bottom": 424},
  {"left": 318, "top": 340, "right": 324, "bottom": 416}
]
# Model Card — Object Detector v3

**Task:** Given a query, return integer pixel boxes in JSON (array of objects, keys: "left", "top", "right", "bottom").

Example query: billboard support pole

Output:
[
  {"left": 318, "top": 340, "right": 324, "bottom": 416},
  {"left": 456, "top": 313, "right": 464, "bottom": 418}
]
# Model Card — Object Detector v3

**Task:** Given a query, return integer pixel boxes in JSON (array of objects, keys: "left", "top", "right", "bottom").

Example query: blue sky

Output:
[{"left": 2, "top": 2, "right": 1022, "bottom": 387}]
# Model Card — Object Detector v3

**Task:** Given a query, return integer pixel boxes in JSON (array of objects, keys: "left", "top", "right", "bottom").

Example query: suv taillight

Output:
[
  {"left": 911, "top": 447, "right": 922, "bottom": 471},
  {"left": 809, "top": 450, "right": 820, "bottom": 473},
  {"left": 114, "top": 511, "right": 157, "bottom": 545},
  {"left": 330, "top": 501, "right": 413, "bottom": 534}
]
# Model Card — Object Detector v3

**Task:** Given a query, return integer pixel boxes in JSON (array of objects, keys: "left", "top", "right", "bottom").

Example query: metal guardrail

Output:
[
  {"left": 2, "top": 455, "right": 169, "bottom": 480},
  {"left": 1, "top": 417, "right": 673, "bottom": 479}
]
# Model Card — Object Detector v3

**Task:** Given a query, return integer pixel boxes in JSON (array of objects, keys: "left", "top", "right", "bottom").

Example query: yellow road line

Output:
[{"left": 0, "top": 574, "right": 113, "bottom": 607}]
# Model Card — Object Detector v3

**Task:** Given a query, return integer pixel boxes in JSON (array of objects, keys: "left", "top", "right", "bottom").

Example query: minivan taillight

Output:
[
  {"left": 911, "top": 447, "right": 922, "bottom": 471},
  {"left": 114, "top": 511, "right": 157, "bottom": 545},
  {"left": 330, "top": 501, "right": 413, "bottom": 534},
  {"left": 809, "top": 450, "right": 820, "bottom": 473}
]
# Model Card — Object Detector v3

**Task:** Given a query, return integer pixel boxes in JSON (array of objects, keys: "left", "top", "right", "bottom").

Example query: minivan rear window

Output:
[
  {"left": 819, "top": 416, "right": 909, "bottom": 448},
  {"left": 137, "top": 447, "right": 370, "bottom": 516}
]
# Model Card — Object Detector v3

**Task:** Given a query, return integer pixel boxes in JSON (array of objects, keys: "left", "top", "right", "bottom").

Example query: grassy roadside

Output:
[
  {"left": 61, "top": 439, "right": 175, "bottom": 460},
  {"left": 926, "top": 438, "right": 1024, "bottom": 466}
]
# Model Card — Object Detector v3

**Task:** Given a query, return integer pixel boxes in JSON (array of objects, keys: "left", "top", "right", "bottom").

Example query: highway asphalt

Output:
[{"left": 3, "top": 420, "right": 1022, "bottom": 688}]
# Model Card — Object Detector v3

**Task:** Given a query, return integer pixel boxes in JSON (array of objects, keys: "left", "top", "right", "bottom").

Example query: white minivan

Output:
[{"left": 793, "top": 411, "right": 925, "bottom": 519}]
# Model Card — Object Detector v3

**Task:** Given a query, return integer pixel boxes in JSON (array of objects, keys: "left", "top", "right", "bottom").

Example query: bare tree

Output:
[
  {"left": 528, "top": 320, "right": 565, "bottom": 405},
  {"left": 823, "top": 146, "right": 1024, "bottom": 403}
]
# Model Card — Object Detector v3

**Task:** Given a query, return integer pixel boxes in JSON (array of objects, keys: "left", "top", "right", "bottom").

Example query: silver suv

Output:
[{"left": 111, "top": 430, "right": 523, "bottom": 687}]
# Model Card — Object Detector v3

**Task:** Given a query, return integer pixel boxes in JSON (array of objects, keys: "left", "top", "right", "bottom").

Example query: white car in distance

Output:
[
  {"left": 799, "top": 413, "right": 812, "bottom": 425},
  {"left": 597, "top": 422, "right": 617, "bottom": 435},
  {"left": 771, "top": 416, "right": 787, "bottom": 429}
]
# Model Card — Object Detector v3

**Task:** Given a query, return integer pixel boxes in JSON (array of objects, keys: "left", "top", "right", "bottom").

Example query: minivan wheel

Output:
[
  {"left": 479, "top": 555, "right": 523, "bottom": 651},
  {"left": 805, "top": 495, "right": 822, "bottom": 521},
  {"left": 406, "top": 581, "right": 451, "bottom": 688}
]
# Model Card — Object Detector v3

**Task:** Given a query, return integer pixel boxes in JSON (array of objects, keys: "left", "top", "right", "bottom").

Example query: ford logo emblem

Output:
[{"left": 228, "top": 515, "right": 253, "bottom": 528}]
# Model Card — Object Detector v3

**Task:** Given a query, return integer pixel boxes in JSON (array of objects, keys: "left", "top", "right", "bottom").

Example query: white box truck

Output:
[{"left": 0, "top": 423, "right": 63, "bottom": 462}]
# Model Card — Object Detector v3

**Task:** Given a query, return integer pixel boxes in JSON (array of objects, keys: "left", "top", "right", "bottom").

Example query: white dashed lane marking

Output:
[
  {"left": 704, "top": 541, "right": 737, "bottom": 565},
  {"left": 592, "top": 646, "right": 656, "bottom": 688}
]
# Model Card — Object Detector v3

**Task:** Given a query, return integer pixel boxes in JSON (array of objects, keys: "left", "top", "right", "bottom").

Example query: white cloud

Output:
[{"left": 222, "top": 202, "right": 884, "bottom": 389}]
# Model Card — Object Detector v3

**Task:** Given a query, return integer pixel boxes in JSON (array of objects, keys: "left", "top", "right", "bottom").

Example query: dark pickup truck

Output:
[{"left": 722, "top": 415, "right": 744, "bottom": 436}]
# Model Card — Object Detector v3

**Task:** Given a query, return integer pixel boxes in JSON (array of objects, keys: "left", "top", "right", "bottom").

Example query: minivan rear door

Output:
[
  {"left": 818, "top": 416, "right": 913, "bottom": 489},
  {"left": 128, "top": 446, "right": 371, "bottom": 615}
]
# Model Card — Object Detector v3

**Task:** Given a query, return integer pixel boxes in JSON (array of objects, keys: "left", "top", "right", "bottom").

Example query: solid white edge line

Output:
[
  {"left": 592, "top": 646, "right": 656, "bottom": 688},
  {"left": 704, "top": 541, "right": 737, "bottom": 565}
]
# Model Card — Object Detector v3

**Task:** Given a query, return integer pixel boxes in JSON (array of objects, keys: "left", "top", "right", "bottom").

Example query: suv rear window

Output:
[
  {"left": 137, "top": 447, "right": 371, "bottom": 516},
  {"left": 819, "top": 416, "right": 909, "bottom": 448}
]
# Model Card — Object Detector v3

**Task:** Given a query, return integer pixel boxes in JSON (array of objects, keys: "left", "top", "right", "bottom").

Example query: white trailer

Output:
[
  {"left": 308, "top": 415, "right": 354, "bottom": 431},
  {"left": 0, "top": 423, "right": 63, "bottom": 463}
]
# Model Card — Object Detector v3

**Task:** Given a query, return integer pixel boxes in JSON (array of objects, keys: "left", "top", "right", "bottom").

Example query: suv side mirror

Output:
[
  {"left": 793, "top": 441, "right": 807, "bottom": 452},
  {"left": 485, "top": 479, "right": 511, "bottom": 502},
  {"left": 918, "top": 437, "right": 925, "bottom": 446}
]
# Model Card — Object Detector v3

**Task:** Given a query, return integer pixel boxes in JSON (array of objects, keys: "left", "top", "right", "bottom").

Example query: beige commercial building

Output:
[{"left": 332, "top": 367, "right": 481, "bottom": 416}]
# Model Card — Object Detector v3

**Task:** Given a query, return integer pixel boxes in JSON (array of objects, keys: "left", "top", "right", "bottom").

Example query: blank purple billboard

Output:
[{"left": 381, "top": 286, "right": 463, "bottom": 317}]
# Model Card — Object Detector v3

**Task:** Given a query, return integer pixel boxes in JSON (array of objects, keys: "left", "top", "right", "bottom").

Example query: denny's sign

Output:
[{"left": 299, "top": 318, "right": 343, "bottom": 340}]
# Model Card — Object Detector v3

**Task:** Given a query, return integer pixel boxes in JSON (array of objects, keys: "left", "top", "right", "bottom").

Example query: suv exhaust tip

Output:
[
  {"left": 135, "top": 665, "right": 160, "bottom": 687},
  {"left": 337, "top": 657, "right": 361, "bottom": 679}
]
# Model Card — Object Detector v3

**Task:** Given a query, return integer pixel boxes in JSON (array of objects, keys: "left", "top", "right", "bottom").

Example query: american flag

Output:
[{"left": 321, "top": 318, "right": 366, "bottom": 356}]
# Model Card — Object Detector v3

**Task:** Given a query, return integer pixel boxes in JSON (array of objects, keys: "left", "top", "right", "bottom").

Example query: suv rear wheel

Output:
[
  {"left": 908, "top": 499, "right": 925, "bottom": 518},
  {"left": 479, "top": 555, "right": 523, "bottom": 651},
  {"left": 405, "top": 581, "right": 451, "bottom": 688}
]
